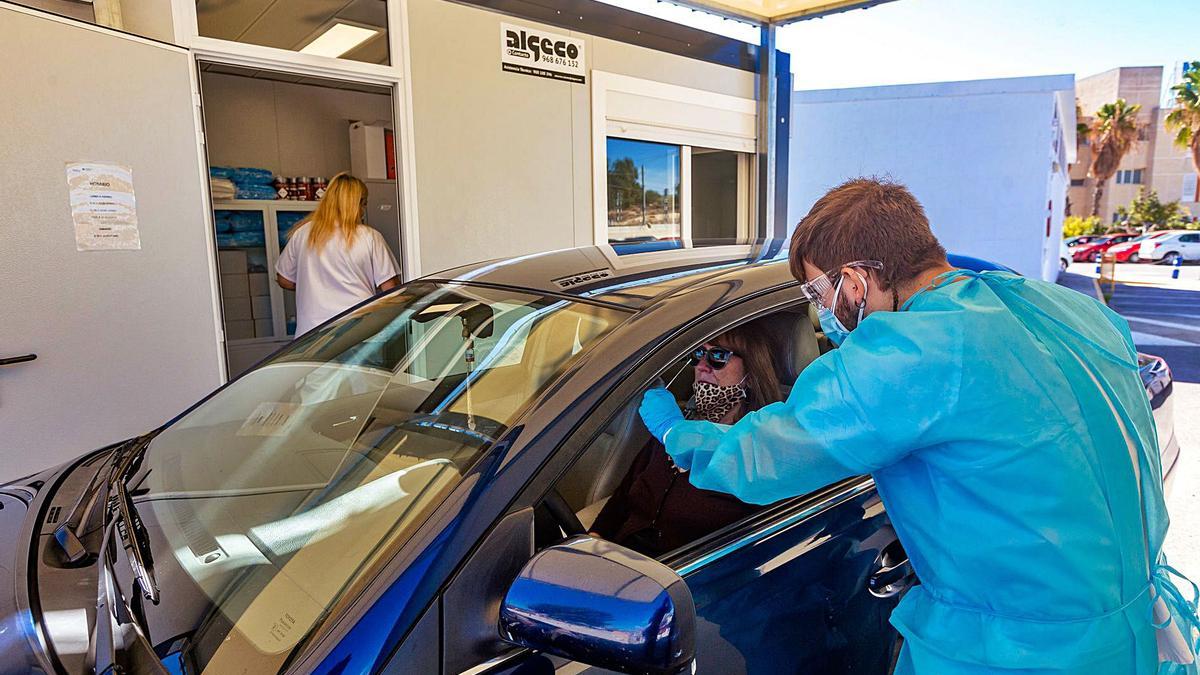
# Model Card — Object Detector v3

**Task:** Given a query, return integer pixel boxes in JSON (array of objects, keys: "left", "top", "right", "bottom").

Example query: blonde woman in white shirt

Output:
[{"left": 276, "top": 172, "right": 400, "bottom": 336}]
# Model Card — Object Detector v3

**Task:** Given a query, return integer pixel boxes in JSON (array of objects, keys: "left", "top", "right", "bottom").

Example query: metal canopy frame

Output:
[
  {"left": 669, "top": 0, "right": 896, "bottom": 26},
  {"left": 742, "top": 0, "right": 895, "bottom": 236}
]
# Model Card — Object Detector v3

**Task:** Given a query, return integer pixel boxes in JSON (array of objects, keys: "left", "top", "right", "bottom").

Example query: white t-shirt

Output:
[{"left": 276, "top": 222, "right": 399, "bottom": 336}]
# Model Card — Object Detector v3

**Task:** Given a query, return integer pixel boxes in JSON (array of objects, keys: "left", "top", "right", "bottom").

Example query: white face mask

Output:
[{"left": 692, "top": 379, "right": 747, "bottom": 423}]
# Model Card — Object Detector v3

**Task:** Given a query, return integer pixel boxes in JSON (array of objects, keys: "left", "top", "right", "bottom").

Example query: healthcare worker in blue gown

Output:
[{"left": 639, "top": 178, "right": 1200, "bottom": 674}]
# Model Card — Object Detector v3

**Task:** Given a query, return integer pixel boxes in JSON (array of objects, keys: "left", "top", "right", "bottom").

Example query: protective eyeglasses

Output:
[
  {"left": 799, "top": 260, "right": 884, "bottom": 310},
  {"left": 690, "top": 346, "right": 737, "bottom": 370}
]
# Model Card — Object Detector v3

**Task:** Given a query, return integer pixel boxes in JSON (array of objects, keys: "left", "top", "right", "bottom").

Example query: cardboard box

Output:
[
  {"left": 254, "top": 319, "right": 273, "bottom": 338},
  {"left": 221, "top": 273, "right": 249, "bottom": 298},
  {"left": 222, "top": 297, "right": 252, "bottom": 321},
  {"left": 350, "top": 122, "right": 392, "bottom": 180},
  {"left": 217, "top": 249, "right": 247, "bottom": 274},
  {"left": 225, "top": 320, "right": 255, "bottom": 341},
  {"left": 251, "top": 295, "right": 272, "bottom": 320},
  {"left": 248, "top": 272, "right": 270, "bottom": 296}
]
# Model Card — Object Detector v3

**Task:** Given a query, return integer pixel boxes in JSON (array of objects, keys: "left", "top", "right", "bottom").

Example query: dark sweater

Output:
[{"left": 591, "top": 437, "right": 764, "bottom": 557}]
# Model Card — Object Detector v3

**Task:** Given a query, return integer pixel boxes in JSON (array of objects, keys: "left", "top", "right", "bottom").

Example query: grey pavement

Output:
[{"left": 1059, "top": 263, "right": 1200, "bottom": 580}]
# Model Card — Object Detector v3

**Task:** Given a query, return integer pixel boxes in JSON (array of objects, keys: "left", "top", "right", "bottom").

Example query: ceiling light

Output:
[{"left": 299, "top": 23, "right": 381, "bottom": 58}]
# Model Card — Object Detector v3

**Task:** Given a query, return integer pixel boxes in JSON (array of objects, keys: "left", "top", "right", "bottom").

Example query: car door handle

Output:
[
  {"left": 0, "top": 354, "right": 37, "bottom": 366},
  {"left": 869, "top": 559, "right": 914, "bottom": 597},
  {"left": 869, "top": 541, "right": 916, "bottom": 598}
]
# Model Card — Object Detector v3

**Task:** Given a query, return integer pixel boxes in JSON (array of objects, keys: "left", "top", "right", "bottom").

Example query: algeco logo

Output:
[
  {"left": 500, "top": 23, "right": 586, "bottom": 84},
  {"left": 505, "top": 29, "right": 579, "bottom": 63},
  {"left": 552, "top": 269, "right": 612, "bottom": 289}
]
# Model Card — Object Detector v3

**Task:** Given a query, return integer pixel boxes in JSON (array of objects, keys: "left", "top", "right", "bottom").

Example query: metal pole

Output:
[
  {"left": 641, "top": 164, "right": 648, "bottom": 228},
  {"left": 757, "top": 22, "right": 778, "bottom": 238}
]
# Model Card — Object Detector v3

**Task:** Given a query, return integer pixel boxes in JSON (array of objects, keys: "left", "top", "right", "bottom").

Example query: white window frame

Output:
[
  {"left": 169, "top": 0, "right": 422, "bottom": 280},
  {"left": 590, "top": 70, "right": 757, "bottom": 246}
]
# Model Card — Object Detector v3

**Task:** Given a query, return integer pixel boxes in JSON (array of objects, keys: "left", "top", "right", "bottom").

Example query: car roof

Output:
[
  {"left": 421, "top": 241, "right": 1019, "bottom": 311},
  {"left": 423, "top": 240, "right": 793, "bottom": 310}
]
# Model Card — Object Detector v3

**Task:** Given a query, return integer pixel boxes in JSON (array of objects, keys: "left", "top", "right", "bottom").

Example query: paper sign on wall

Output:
[
  {"left": 500, "top": 23, "right": 586, "bottom": 84},
  {"left": 66, "top": 161, "right": 141, "bottom": 251}
]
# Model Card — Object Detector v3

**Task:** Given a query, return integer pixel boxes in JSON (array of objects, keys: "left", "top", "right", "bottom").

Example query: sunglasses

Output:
[{"left": 690, "top": 346, "right": 737, "bottom": 370}]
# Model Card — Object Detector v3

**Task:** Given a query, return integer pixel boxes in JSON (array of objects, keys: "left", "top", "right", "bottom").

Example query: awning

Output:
[{"left": 670, "top": 0, "right": 895, "bottom": 25}]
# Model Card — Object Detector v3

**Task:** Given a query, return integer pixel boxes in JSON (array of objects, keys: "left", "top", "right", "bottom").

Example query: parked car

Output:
[
  {"left": 1139, "top": 231, "right": 1200, "bottom": 264},
  {"left": 1060, "top": 239, "right": 1071, "bottom": 272},
  {"left": 1107, "top": 232, "right": 1177, "bottom": 263},
  {"left": 1064, "top": 235, "right": 1104, "bottom": 248},
  {"left": 0, "top": 243, "right": 1178, "bottom": 675},
  {"left": 1071, "top": 232, "right": 1138, "bottom": 262}
]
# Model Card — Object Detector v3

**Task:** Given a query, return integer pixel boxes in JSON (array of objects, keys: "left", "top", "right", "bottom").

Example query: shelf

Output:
[{"left": 214, "top": 199, "right": 319, "bottom": 210}]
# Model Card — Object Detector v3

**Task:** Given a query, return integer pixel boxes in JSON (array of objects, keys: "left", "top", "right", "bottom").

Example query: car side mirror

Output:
[{"left": 499, "top": 536, "right": 696, "bottom": 675}]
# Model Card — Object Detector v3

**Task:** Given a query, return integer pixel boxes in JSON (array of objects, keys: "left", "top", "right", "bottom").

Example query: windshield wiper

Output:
[
  {"left": 108, "top": 436, "right": 159, "bottom": 604},
  {"left": 91, "top": 490, "right": 169, "bottom": 674},
  {"left": 55, "top": 434, "right": 153, "bottom": 564}
]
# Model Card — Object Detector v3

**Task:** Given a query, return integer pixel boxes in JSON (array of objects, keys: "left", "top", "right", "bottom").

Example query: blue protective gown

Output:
[{"left": 663, "top": 270, "right": 1199, "bottom": 674}]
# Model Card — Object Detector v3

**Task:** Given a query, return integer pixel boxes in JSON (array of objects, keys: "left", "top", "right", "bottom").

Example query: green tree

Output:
[
  {"left": 607, "top": 157, "right": 642, "bottom": 218},
  {"left": 1113, "top": 189, "right": 1189, "bottom": 231},
  {"left": 1088, "top": 99, "right": 1142, "bottom": 217},
  {"left": 1063, "top": 215, "right": 1104, "bottom": 237},
  {"left": 1165, "top": 61, "right": 1200, "bottom": 181}
]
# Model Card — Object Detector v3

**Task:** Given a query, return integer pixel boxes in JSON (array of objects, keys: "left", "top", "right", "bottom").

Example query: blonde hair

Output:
[{"left": 302, "top": 172, "right": 367, "bottom": 250}]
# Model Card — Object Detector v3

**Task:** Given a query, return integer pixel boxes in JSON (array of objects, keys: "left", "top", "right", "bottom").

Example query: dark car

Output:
[{"left": 0, "top": 243, "right": 1178, "bottom": 675}]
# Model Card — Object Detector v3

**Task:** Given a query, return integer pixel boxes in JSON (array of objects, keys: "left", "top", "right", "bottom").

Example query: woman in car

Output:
[{"left": 590, "top": 317, "right": 795, "bottom": 557}]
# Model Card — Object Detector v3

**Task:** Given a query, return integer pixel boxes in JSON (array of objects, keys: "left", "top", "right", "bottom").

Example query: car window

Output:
[
  {"left": 542, "top": 307, "right": 820, "bottom": 558},
  {"left": 1182, "top": 234, "right": 1199, "bottom": 243}
]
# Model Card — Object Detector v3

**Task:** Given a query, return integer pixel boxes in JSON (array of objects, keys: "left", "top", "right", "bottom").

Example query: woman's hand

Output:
[{"left": 639, "top": 388, "right": 684, "bottom": 443}]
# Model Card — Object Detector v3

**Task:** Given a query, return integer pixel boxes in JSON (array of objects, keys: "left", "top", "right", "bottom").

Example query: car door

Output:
[
  {"left": 1182, "top": 233, "right": 1200, "bottom": 260},
  {"left": 456, "top": 292, "right": 912, "bottom": 675}
]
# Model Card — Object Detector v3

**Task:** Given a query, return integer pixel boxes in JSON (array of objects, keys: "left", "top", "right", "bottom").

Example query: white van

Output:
[{"left": 1139, "top": 231, "right": 1200, "bottom": 264}]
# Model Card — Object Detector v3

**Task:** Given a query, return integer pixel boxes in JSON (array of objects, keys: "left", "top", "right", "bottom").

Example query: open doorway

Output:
[{"left": 197, "top": 63, "right": 403, "bottom": 378}]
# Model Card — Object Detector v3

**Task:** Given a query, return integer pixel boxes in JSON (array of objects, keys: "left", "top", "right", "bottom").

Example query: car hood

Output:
[{"left": 0, "top": 490, "right": 48, "bottom": 674}]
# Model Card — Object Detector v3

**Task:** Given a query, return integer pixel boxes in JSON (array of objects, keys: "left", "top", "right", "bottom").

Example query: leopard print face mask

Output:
[{"left": 692, "top": 379, "right": 747, "bottom": 423}]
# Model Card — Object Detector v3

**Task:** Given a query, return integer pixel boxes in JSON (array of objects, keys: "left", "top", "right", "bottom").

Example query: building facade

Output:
[
  {"left": 1069, "top": 65, "right": 1200, "bottom": 223},
  {"left": 0, "top": 0, "right": 789, "bottom": 477}
]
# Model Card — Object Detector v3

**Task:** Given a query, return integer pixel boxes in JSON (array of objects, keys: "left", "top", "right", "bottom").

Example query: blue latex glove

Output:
[{"left": 639, "top": 388, "right": 685, "bottom": 443}]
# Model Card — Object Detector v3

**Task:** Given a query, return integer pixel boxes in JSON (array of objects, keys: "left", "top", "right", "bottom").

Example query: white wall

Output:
[
  {"left": 406, "top": 0, "right": 756, "bottom": 275},
  {"left": 201, "top": 73, "right": 394, "bottom": 180},
  {"left": 788, "top": 76, "right": 1072, "bottom": 282}
]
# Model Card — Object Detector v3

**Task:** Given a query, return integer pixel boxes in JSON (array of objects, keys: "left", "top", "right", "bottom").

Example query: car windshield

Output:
[{"left": 135, "top": 282, "right": 628, "bottom": 673}]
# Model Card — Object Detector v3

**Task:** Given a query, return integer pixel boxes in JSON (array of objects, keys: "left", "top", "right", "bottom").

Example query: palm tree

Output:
[
  {"left": 1165, "top": 62, "right": 1200, "bottom": 190},
  {"left": 1087, "top": 98, "right": 1142, "bottom": 217}
]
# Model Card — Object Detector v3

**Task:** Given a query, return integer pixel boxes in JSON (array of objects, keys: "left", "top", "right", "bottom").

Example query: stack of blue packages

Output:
[
  {"left": 211, "top": 166, "right": 278, "bottom": 200},
  {"left": 277, "top": 211, "right": 307, "bottom": 247},
  {"left": 214, "top": 210, "right": 266, "bottom": 248}
]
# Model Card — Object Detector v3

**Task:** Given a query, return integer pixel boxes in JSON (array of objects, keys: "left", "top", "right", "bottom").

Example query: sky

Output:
[
  {"left": 607, "top": 138, "right": 680, "bottom": 194},
  {"left": 599, "top": 0, "right": 1197, "bottom": 97}
]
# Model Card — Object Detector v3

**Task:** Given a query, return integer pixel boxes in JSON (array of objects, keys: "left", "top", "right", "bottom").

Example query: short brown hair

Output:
[
  {"left": 789, "top": 177, "right": 947, "bottom": 289},
  {"left": 711, "top": 316, "right": 796, "bottom": 411}
]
